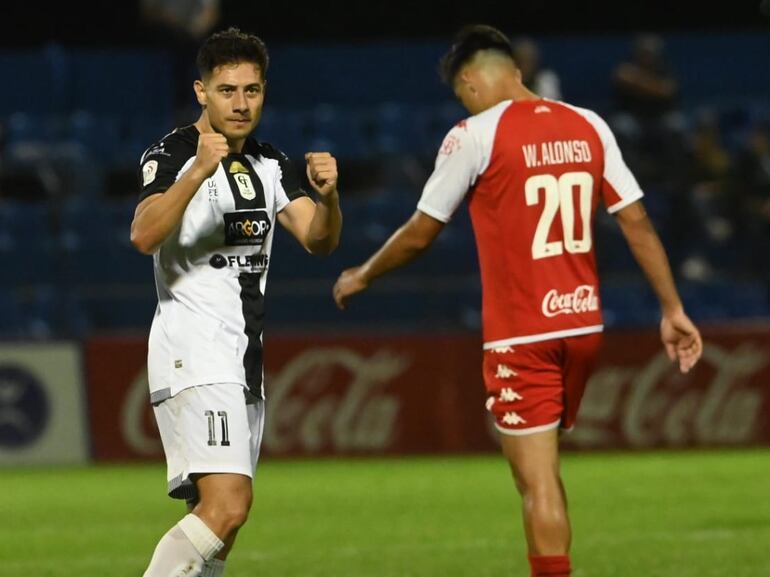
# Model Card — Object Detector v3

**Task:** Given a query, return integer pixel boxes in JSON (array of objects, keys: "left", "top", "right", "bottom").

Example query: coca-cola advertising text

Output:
[{"left": 85, "top": 325, "right": 770, "bottom": 461}]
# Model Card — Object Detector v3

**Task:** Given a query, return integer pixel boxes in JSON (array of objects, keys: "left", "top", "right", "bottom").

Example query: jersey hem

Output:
[
  {"left": 416, "top": 203, "right": 451, "bottom": 223},
  {"left": 150, "top": 379, "right": 254, "bottom": 400},
  {"left": 606, "top": 191, "right": 644, "bottom": 214},
  {"left": 483, "top": 325, "right": 604, "bottom": 349}
]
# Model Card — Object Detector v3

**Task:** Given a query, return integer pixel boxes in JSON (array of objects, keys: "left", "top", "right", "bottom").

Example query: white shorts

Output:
[{"left": 152, "top": 383, "right": 265, "bottom": 501}]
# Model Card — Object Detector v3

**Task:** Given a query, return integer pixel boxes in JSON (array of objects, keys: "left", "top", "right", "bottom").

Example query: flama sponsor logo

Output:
[
  {"left": 541, "top": 285, "right": 599, "bottom": 318},
  {"left": 209, "top": 253, "right": 269, "bottom": 270}
]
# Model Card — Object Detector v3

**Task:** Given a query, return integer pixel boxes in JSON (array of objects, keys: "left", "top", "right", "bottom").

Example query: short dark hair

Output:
[
  {"left": 439, "top": 25, "right": 515, "bottom": 84},
  {"left": 196, "top": 27, "right": 269, "bottom": 79}
]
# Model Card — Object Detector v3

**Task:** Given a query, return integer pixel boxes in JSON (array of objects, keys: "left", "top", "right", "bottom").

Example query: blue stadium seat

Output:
[
  {"left": 79, "top": 293, "right": 156, "bottom": 332},
  {"left": 0, "top": 48, "right": 65, "bottom": 116},
  {"left": 600, "top": 279, "right": 658, "bottom": 328},
  {"left": 253, "top": 109, "right": 308, "bottom": 160},
  {"left": 307, "top": 104, "right": 371, "bottom": 159},
  {"left": 0, "top": 288, "right": 24, "bottom": 337},
  {"left": 69, "top": 50, "right": 173, "bottom": 117},
  {"left": 66, "top": 110, "right": 122, "bottom": 164},
  {"left": 421, "top": 100, "right": 466, "bottom": 153},
  {"left": 0, "top": 202, "right": 58, "bottom": 287},
  {"left": 59, "top": 198, "right": 152, "bottom": 286},
  {"left": 125, "top": 114, "right": 175, "bottom": 166},
  {"left": 5, "top": 112, "right": 64, "bottom": 148}
]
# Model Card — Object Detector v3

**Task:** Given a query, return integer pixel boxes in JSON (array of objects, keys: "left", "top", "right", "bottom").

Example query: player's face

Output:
[{"left": 196, "top": 61, "right": 265, "bottom": 142}]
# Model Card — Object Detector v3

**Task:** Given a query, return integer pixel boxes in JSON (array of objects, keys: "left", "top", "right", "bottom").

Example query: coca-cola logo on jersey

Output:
[{"left": 541, "top": 285, "right": 599, "bottom": 317}]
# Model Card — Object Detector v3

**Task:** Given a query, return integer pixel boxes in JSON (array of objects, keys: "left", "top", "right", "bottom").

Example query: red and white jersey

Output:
[{"left": 417, "top": 99, "right": 643, "bottom": 349}]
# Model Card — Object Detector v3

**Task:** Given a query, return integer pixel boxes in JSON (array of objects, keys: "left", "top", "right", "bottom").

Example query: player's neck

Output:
[{"left": 509, "top": 84, "right": 541, "bottom": 103}]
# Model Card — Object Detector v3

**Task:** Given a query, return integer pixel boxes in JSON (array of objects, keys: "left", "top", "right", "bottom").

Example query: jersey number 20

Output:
[{"left": 525, "top": 171, "right": 593, "bottom": 260}]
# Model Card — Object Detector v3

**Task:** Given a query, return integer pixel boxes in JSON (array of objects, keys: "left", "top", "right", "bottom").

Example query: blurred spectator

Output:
[
  {"left": 141, "top": 0, "right": 221, "bottom": 42},
  {"left": 611, "top": 34, "right": 686, "bottom": 181},
  {"left": 141, "top": 0, "right": 222, "bottom": 121},
  {"left": 678, "top": 111, "right": 736, "bottom": 280},
  {"left": 512, "top": 38, "right": 562, "bottom": 100},
  {"left": 614, "top": 34, "right": 678, "bottom": 121},
  {"left": 734, "top": 121, "right": 770, "bottom": 275}
]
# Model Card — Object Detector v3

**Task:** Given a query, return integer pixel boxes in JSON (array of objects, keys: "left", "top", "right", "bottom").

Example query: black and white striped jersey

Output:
[{"left": 137, "top": 125, "right": 308, "bottom": 403}]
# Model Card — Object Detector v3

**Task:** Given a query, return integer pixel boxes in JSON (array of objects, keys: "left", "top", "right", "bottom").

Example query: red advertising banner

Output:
[
  {"left": 564, "top": 324, "right": 770, "bottom": 450},
  {"left": 259, "top": 334, "right": 489, "bottom": 456},
  {"left": 84, "top": 325, "right": 770, "bottom": 461},
  {"left": 85, "top": 338, "right": 161, "bottom": 461}
]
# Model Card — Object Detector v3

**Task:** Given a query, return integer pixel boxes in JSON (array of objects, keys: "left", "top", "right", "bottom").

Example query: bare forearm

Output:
[
  {"left": 620, "top": 214, "right": 682, "bottom": 314},
  {"left": 360, "top": 223, "right": 430, "bottom": 283},
  {"left": 306, "top": 193, "right": 342, "bottom": 255},
  {"left": 131, "top": 168, "right": 206, "bottom": 254}
]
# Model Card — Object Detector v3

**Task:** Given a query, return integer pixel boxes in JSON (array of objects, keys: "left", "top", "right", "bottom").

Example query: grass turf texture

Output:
[{"left": 1, "top": 449, "right": 768, "bottom": 577}]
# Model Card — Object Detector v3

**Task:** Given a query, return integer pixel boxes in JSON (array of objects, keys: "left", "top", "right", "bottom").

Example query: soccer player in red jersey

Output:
[{"left": 333, "top": 25, "right": 702, "bottom": 577}]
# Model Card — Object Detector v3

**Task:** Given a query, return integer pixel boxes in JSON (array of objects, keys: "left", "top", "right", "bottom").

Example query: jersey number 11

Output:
[{"left": 205, "top": 410, "right": 231, "bottom": 447}]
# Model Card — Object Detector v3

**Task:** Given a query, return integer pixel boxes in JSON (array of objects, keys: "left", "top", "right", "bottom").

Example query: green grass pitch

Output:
[{"left": 2, "top": 449, "right": 768, "bottom": 576}]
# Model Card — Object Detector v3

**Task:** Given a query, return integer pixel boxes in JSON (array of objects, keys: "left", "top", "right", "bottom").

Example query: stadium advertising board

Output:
[
  {"left": 85, "top": 325, "right": 770, "bottom": 461},
  {"left": 0, "top": 343, "right": 89, "bottom": 465},
  {"left": 565, "top": 325, "right": 770, "bottom": 449},
  {"left": 85, "top": 337, "right": 162, "bottom": 461}
]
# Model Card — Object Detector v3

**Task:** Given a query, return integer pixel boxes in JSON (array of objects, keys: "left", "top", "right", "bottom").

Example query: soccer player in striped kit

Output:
[
  {"left": 333, "top": 25, "right": 701, "bottom": 577},
  {"left": 131, "top": 28, "right": 341, "bottom": 577}
]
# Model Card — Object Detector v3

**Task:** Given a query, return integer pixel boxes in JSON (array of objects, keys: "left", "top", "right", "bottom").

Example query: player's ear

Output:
[
  {"left": 458, "top": 71, "right": 476, "bottom": 95},
  {"left": 194, "top": 79, "right": 207, "bottom": 106}
]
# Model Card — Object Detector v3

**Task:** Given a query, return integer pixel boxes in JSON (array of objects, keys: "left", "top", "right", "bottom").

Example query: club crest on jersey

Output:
[{"left": 233, "top": 173, "right": 257, "bottom": 200}]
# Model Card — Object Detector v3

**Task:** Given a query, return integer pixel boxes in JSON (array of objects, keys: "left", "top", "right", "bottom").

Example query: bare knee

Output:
[
  {"left": 197, "top": 492, "right": 251, "bottom": 535},
  {"left": 221, "top": 499, "right": 251, "bottom": 532},
  {"left": 193, "top": 474, "right": 253, "bottom": 538}
]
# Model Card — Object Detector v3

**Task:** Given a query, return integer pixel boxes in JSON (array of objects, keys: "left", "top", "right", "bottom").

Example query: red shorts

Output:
[{"left": 482, "top": 333, "right": 603, "bottom": 436}]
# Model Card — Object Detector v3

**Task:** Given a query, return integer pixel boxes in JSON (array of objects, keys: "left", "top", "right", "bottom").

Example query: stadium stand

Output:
[{"left": 0, "top": 34, "right": 768, "bottom": 336}]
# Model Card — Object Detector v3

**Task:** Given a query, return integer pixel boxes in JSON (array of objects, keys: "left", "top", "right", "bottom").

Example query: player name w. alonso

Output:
[{"left": 541, "top": 285, "right": 599, "bottom": 317}]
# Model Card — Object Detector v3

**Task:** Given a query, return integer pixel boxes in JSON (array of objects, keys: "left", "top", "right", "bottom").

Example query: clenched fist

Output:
[
  {"left": 305, "top": 152, "right": 338, "bottom": 197},
  {"left": 193, "top": 132, "right": 229, "bottom": 179}
]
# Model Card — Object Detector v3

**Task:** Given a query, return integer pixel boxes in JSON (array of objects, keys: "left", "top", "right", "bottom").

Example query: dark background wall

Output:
[{"left": 1, "top": 0, "right": 768, "bottom": 47}]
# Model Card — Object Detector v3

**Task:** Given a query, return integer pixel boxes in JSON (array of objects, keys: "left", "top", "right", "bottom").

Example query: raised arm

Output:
[
  {"left": 277, "top": 152, "right": 342, "bottom": 256},
  {"left": 130, "top": 132, "right": 228, "bottom": 254}
]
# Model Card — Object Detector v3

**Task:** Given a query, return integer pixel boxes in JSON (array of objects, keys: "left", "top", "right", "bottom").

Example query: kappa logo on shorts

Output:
[
  {"left": 495, "top": 364, "right": 518, "bottom": 379},
  {"left": 502, "top": 411, "right": 527, "bottom": 426},
  {"left": 499, "top": 388, "right": 523, "bottom": 402},
  {"left": 224, "top": 210, "right": 272, "bottom": 246},
  {"left": 491, "top": 346, "right": 515, "bottom": 354}
]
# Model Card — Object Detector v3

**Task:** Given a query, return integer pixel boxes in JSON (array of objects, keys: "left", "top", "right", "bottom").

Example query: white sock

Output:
[
  {"left": 143, "top": 515, "right": 224, "bottom": 577},
  {"left": 201, "top": 558, "right": 226, "bottom": 577}
]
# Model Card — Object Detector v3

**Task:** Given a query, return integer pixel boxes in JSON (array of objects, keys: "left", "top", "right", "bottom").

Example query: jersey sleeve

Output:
[
  {"left": 589, "top": 112, "right": 645, "bottom": 213},
  {"left": 261, "top": 144, "right": 309, "bottom": 212},
  {"left": 137, "top": 135, "right": 194, "bottom": 202},
  {"left": 416, "top": 121, "right": 486, "bottom": 223}
]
